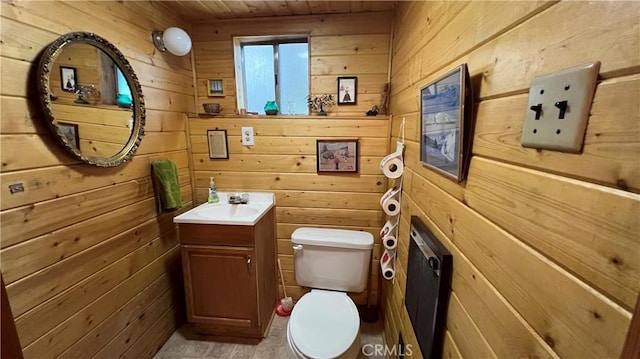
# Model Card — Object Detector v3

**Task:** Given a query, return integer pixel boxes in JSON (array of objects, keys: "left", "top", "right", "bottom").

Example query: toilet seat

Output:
[{"left": 288, "top": 290, "right": 360, "bottom": 358}]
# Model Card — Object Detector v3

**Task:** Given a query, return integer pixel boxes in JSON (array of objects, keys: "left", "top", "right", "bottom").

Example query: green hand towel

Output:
[{"left": 151, "top": 160, "right": 182, "bottom": 211}]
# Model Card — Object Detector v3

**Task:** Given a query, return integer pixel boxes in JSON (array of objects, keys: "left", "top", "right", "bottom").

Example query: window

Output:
[{"left": 234, "top": 36, "right": 309, "bottom": 115}]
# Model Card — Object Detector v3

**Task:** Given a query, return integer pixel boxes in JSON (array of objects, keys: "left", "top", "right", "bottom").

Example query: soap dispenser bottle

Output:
[{"left": 208, "top": 177, "right": 219, "bottom": 203}]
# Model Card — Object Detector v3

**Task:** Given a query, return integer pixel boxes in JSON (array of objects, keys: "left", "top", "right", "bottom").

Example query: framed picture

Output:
[
  {"left": 58, "top": 122, "right": 80, "bottom": 150},
  {"left": 207, "top": 129, "right": 229, "bottom": 159},
  {"left": 60, "top": 66, "right": 77, "bottom": 92},
  {"left": 337, "top": 76, "right": 357, "bottom": 105},
  {"left": 207, "top": 79, "right": 225, "bottom": 97},
  {"left": 420, "top": 64, "right": 473, "bottom": 182},
  {"left": 316, "top": 139, "right": 358, "bottom": 173}
]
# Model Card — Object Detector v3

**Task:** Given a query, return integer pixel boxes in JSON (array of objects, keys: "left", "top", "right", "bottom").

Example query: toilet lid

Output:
[{"left": 289, "top": 290, "right": 359, "bottom": 358}]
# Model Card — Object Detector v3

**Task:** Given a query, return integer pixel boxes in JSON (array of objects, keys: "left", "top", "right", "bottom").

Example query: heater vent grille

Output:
[{"left": 404, "top": 216, "right": 452, "bottom": 359}]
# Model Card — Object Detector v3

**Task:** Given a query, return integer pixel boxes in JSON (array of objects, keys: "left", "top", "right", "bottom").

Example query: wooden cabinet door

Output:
[{"left": 182, "top": 245, "right": 258, "bottom": 327}]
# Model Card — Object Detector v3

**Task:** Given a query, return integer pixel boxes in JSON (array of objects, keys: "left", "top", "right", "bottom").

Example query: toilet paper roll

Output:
[
  {"left": 380, "top": 142, "right": 405, "bottom": 179},
  {"left": 383, "top": 235, "right": 397, "bottom": 250},
  {"left": 380, "top": 218, "right": 399, "bottom": 239},
  {"left": 382, "top": 198, "right": 401, "bottom": 216},
  {"left": 380, "top": 250, "right": 395, "bottom": 280},
  {"left": 380, "top": 186, "right": 401, "bottom": 207},
  {"left": 381, "top": 157, "right": 404, "bottom": 179}
]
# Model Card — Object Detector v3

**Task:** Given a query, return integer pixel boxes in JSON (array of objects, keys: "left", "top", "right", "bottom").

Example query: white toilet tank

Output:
[{"left": 292, "top": 227, "right": 374, "bottom": 293}]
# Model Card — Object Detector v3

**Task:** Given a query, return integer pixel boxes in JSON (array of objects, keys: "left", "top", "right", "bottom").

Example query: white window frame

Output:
[{"left": 233, "top": 34, "right": 310, "bottom": 113}]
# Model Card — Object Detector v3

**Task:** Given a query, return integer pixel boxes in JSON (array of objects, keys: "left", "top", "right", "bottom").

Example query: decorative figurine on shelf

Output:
[
  {"left": 366, "top": 105, "right": 379, "bottom": 116},
  {"left": 264, "top": 100, "right": 279, "bottom": 115},
  {"left": 306, "top": 94, "right": 334, "bottom": 116},
  {"left": 74, "top": 84, "right": 100, "bottom": 105}
]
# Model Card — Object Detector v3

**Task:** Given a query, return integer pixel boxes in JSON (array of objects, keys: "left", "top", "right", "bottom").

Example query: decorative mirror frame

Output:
[{"left": 37, "top": 32, "right": 146, "bottom": 167}]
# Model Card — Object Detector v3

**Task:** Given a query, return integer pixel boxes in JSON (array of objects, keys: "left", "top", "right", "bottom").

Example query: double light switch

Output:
[{"left": 521, "top": 62, "right": 600, "bottom": 153}]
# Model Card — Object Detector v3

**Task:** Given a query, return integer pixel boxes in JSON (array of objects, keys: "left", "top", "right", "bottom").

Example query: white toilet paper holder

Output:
[{"left": 379, "top": 117, "right": 406, "bottom": 281}]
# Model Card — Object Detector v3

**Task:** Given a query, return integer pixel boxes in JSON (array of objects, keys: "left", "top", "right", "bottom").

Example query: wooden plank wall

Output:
[
  {"left": 189, "top": 12, "right": 393, "bottom": 306},
  {"left": 382, "top": 2, "right": 640, "bottom": 358},
  {"left": 191, "top": 11, "right": 392, "bottom": 116},
  {"left": 0, "top": 1, "right": 194, "bottom": 358},
  {"left": 188, "top": 115, "right": 388, "bottom": 305}
]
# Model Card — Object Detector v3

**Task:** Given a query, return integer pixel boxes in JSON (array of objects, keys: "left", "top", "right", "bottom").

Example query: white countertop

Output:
[{"left": 173, "top": 192, "right": 275, "bottom": 226}]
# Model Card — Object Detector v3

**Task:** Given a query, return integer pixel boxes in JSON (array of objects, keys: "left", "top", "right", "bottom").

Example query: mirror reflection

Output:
[{"left": 49, "top": 43, "right": 134, "bottom": 159}]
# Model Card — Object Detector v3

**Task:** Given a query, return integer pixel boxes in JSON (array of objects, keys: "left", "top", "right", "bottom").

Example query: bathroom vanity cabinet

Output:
[{"left": 178, "top": 208, "right": 277, "bottom": 338}]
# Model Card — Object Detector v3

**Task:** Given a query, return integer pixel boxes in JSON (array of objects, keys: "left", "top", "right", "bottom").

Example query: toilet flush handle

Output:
[{"left": 292, "top": 244, "right": 303, "bottom": 251}]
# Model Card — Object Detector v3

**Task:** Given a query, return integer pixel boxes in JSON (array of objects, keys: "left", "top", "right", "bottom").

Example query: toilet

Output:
[{"left": 286, "top": 227, "right": 374, "bottom": 359}]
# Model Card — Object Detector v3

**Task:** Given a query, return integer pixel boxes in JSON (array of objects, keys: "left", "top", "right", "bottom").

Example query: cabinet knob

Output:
[{"left": 246, "top": 255, "right": 252, "bottom": 274}]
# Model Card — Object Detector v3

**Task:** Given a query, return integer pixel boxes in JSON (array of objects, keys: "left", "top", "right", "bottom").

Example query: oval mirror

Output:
[{"left": 37, "top": 32, "right": 145, "bottom": 167}]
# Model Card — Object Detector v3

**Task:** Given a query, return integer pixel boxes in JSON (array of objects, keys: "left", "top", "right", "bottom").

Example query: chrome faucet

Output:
[{"left": 228, "top": 193, "right": 249, "bottom": 204}]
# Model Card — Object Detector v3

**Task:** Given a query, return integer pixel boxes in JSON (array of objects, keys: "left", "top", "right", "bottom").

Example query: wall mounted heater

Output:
[{"left": 404, "top": 216, "right": 453, "bottom": 359}]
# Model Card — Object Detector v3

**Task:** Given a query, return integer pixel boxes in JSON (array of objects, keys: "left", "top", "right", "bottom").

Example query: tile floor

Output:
[{"left": 154, "top": 314, "right": 385, "bottom": 359}]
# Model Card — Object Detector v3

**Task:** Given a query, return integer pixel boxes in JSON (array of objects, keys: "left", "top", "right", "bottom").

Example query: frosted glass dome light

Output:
[{"left": 152, "top": 27, "right": 192, "bottom": 56}]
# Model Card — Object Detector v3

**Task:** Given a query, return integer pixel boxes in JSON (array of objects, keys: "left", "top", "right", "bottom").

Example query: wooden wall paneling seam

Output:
[
  {"left": 1, "top": 1, "right": 193, "bottom": 357},
  {"left": 466, "top": 1, "right": 640, "bottom": 99},
  {"left": 185, "top": 108, "right": 198, "bottom": 208},
  {"left": 409, "top": 170, "right": 631, "bottom": 358},
  {"left": 310, "top": 34, "right": 392, "bottom": 56},
  {"left": 0, "top": 150, "right": 189, "bottom": 211},
  {"left": 190, "top": 11, "right": 393, "bottom": 40},
  {"left": 13, "top": 225, "right": 184, "bottom": 347},
  {"left": 0, "top": 197, "right": 159, "bottom": 284},
  {"left": 188, "top": 117, "right": 390, "bottom": 137},
  {"left": 190, "top": 136, "right": 390, "bottom": 156},
  {"left": 389, "top": 1, "right": 554, "bottom": 96},
  {"left": 1, "top": 131, "right": 190, "bottom": 172},
  {"left": 92, "top": 293, "right": 179, "bottom": 359},
  {"left": 389, "top": 2, "right": 640, "bottom": 106},
  {"left": 465, "top": 157, "right": 640, "bottom": 310},
  {"left": 447, "top": 292, "right": 497, "bottom": 359},
  {"left": 119, "top": 304, "right": 179, "bottom": 359},
  {"left": 400, "top": 195, "right": 559, "bottom": 359},
  {"left": 6, "top": 215, "right": 180, "bottom": 318},
  {"left": 1, "top": 178, "right": 154, "bottom": 249},
  {"left": 20, "top": 245, "right": 180, "bottom": 358},
  {"left": 191, "top": 171, "right": 386, "bottom": 193},
  {"left": 58, "top": 273, "right": 175, "bottom": 358},
  {"left": 0, "top": 1, "right": 192, "bottom": 75},
  {"left": 442, "top": 330, "right": 462, "bottom": 359},
  {"left": 273, "top": 191, "right": 383, "bottom": 210},
  {"left": 472, "top": 75, "right": 640, "bottom": 193}
]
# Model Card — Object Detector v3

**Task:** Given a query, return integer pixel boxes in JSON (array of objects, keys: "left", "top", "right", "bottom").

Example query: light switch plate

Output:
[
  {"left": 521, "top": 62, "right": 600, "bottom": 152},
  {"left": 241, "top": 126, "right": 254, "bottom": 146}
]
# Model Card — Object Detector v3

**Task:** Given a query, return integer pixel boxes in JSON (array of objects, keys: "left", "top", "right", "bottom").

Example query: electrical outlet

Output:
[
  {"left": 521, "top": 62, "right": 600, "bottom": 152},
  {"left": 241, "top": 126, "right": 254, "bottom": 146}
]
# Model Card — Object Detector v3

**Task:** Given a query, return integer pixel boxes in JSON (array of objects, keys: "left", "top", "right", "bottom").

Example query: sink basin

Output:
[
  {"left": 196, "top": 204, "right": 259, "bottom": 219},
  {"left": 173, "top": 192, "right": 275, "bottom": 226}
]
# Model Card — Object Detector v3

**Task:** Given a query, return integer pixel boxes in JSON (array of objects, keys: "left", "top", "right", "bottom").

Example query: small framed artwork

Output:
[
  {"left": 60, "top": 66, "right": 78, "bottom": 92},
  {"left": 316, "top": 139, "right": 358, "bottom": 173},
  {"left": 58, "top": 122, "right": 80, "bottom": 150},
  {"left": 207, "top": 79, "right": 225, "bottom": 97},
  {"left": 420, "top": 63, "right": 473, "bottom": 182},
  {"left": 207, "top": 129, "right": 229, "bottom": 159},
  {"left": 337, "top": 76, "right": 357, "bottom": 105}
]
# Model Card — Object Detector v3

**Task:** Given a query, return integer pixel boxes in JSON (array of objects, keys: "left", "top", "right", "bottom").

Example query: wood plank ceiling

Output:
[{"left": 157, "top": 1, "right": 396, "bottom": 22}]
